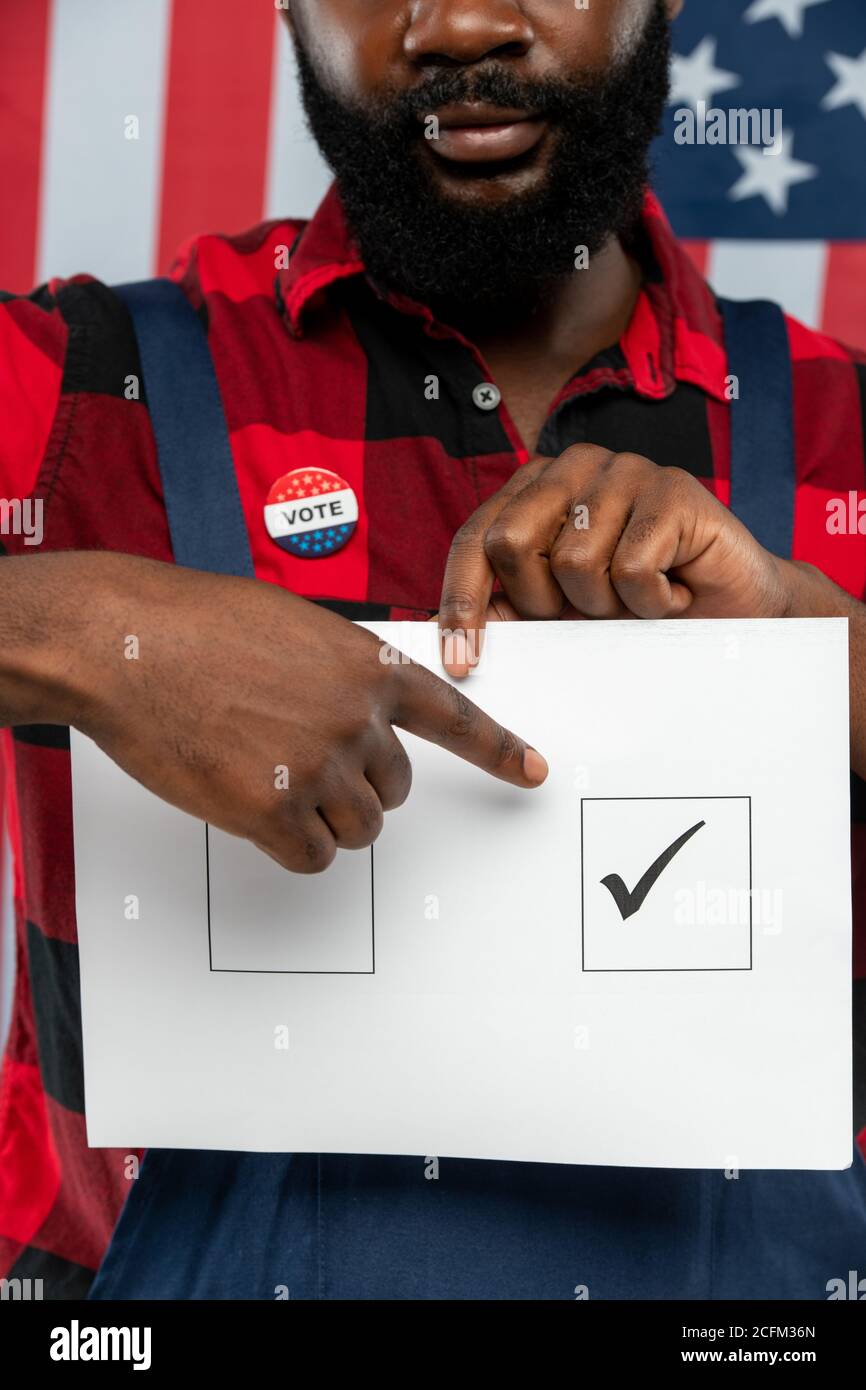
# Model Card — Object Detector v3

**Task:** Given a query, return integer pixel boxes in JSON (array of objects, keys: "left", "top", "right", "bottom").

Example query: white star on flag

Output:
[
  {"left": 670, "top": 37, "right": 741, "bottom": 109},
  {"left": 821, "top": 48, "right": 866, "bottom": 121},
  {"left": 743, "top": 0, "right": 832, "bottom": 41},
  {"left": 728, "top": 131, "right": 819, "bottom": 215}
]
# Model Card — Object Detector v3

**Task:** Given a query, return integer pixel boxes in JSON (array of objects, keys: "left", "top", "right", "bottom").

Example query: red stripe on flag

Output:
[
  {"left": 679, "top": 241, "right": 710, "bottom": 279},
  {"left": 820, "top": 244, "right": 866, "bottom": 354},
  {"left": 156, "top": 0, "right": 277, "bottom": 275},
  {"left": 0, "top": 0, "right": 51, "bottom": 293}
]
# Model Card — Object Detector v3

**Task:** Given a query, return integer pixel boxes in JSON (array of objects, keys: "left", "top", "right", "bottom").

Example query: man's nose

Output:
[{"left": 404, "top": 0, "right": 535, "bottom": 67}]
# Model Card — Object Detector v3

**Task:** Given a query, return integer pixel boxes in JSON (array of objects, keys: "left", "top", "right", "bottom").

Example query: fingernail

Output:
[
  {"left": 442, "top": 629, "right": 468, "bottom": 673},
  {"left": 523, "top": 747, "right": 548, "bottom": 784},
  {"left": 451, "top": 631, "right": 468, "bottom": 668}
]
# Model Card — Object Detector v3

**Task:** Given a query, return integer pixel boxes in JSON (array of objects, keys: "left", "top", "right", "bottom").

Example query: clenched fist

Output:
[{"left": 438, "top": 443, "right": 805, "bottom": 676}]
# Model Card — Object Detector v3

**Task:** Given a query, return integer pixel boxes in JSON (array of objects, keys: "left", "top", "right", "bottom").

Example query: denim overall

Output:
[{"left": 89, "top": 280, "right": 866, "bottom": 1300}]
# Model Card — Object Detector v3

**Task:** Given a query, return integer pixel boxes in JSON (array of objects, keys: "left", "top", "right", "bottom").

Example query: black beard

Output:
[{"left": 292, "top": 3, "right": 671, "bottom": 316}]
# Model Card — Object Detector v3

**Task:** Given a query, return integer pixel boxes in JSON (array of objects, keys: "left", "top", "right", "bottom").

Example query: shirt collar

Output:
[
  {"left": 277, "top": 183, "right": 366, "bottom": 333},
  {"left": 623, "top": 190, "right": 729, "bottom": 403},
  {"left": 277, "top": 182, "right": 730, "bottom": 404}
]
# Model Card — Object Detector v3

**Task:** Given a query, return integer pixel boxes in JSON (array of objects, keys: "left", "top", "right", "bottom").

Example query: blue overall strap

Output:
[
  {"left": 113, "top": 279, "right": 255, "bottom": 579},
  {"left": 718, "top": 297, "right": 795, "bottom": 558}
]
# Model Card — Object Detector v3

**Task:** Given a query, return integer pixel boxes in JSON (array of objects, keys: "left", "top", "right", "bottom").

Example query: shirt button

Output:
[{"left": 472, "top": 382, "right": 501, "bottom": 411}]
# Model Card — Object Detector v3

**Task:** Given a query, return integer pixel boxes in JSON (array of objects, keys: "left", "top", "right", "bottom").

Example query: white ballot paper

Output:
[{"left": 71, "top": 618, "right": 853, "bottom": 1169}]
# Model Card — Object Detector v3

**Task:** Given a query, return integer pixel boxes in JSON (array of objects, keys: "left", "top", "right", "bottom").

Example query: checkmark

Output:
[{"left": 601, "top": 820, "right": 706, "bottom": 920}]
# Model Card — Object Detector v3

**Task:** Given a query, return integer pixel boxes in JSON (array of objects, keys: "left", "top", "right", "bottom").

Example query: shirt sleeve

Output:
[
  {"left": 786, "top": 313, "right": 866, "bottom": 602},
  {"left": 0, "top": 285, "right": 68, "bottom": 505}
]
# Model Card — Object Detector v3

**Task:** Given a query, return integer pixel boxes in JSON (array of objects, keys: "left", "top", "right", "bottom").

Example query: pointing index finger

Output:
[{"left": 392, "top": 659, "right": 548, "bottom": 789}]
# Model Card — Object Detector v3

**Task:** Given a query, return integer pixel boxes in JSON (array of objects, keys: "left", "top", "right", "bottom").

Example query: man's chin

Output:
[{"left": 354, "top": 143, "right": 580, "bottom": 311}]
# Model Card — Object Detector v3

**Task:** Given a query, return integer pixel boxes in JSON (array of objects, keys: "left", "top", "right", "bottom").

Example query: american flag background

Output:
[
  {"left": 658, "top": 0, "right": 866, "bottom": 346},
  {"left": 1, "top": 0, "right": 865, "bottom": 1036}
]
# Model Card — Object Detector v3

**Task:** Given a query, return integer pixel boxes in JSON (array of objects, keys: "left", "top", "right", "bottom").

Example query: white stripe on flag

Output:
[
  {"left": 264, "top": 15, "right": 331, "bottom": 222},
  {"left": 706, "top": 240, "right": 827, "bottom": 329},
  {"left": 36, "top": 0, "right": 172, "bottom": 284}
]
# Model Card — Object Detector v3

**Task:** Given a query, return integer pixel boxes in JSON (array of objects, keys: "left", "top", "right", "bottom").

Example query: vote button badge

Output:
[{"left": 264, "top": 467, "right": 358, "bottom": 557}]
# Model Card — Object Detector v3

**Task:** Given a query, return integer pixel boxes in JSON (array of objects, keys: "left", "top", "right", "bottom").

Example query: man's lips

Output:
[{"left": 419, "top": 101, "right": 548, "bottom": 164}]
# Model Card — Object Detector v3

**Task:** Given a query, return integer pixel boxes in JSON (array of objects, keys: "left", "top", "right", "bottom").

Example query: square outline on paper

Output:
[
  {"left": 205, "top": 825, "right": 376, "bottom": 975},
  {"left": 580, "top": 796, "right": 752, "bottom": 974}
]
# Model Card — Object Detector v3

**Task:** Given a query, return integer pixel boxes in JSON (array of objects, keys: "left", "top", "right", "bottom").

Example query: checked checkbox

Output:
[{"left": 581, "top": 796, "right": 752, "bottom": 973}]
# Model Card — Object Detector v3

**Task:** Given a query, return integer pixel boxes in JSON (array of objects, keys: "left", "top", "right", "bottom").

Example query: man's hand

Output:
[
  {"left": 438, "top": 444, "right": 798, "bottom": 676},
  {"left": 0, "top": 553, "right": 547, "bottom": 873}
]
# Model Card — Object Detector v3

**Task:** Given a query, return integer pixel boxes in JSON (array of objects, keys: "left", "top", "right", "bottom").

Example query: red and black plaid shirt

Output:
[{"left": 1, "top": 185, "right": 865, "bottom": 1298}]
